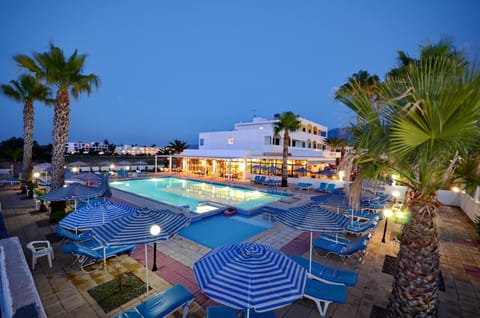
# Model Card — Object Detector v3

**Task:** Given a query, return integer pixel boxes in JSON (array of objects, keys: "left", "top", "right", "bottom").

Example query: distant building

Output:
[
  {"left": 65, "top": 141, "right": 109, "bottom": 154},
  {"left": 179, "top": 115, "right": 340, "bottom": 179},
  {"left": 114, "top": 145, "right": 161, "bottom": 156}
]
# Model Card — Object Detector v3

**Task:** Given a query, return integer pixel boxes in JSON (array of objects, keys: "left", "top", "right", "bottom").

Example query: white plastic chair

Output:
[{"left": 26, "top": 240, "right": 54, "bottom": 270}]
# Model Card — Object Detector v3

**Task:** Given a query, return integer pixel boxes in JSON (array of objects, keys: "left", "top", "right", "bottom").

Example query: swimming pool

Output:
[
  {"left": 179, "top": 213, "right": 274, "bottom": 248},
  {"left": 109, "top": 177, "right": 286, "bottom": 212}
]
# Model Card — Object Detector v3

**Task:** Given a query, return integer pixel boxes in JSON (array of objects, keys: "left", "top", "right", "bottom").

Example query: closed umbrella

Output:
[
  {"left": 251, "top": 165, "right": 264, "bottom": 170},
  {"left": 276, "top": 204, "right": 350, "bottom": 274},
  {"left": 93, "top": 208, "right": 190, "bottom": 294},
  {"left": 316, "top": 169, "right": 336, "bottom": 176},
  {"left": 194, "top": 242, "right": 306, "bottom": 318},
  {"left": 59, "top": 200, "right": 137, "bottom": 232},
  {"left": 294, "top": 167, "right": 310, "bottom": 173},
  {"left": 68, "top": 172, "right": 104, "bottom": 185}
]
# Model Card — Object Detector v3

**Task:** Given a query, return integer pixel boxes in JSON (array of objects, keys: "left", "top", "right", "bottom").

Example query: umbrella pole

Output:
[
  {"left": 145, "top": 244, "right": 149, "bottom": 296},
  {"left": 309, "top": 232, "right": 313, "bottom": 274}
]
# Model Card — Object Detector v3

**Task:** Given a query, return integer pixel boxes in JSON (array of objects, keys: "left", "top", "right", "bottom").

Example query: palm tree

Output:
[
  {"left": 168, "top": 139, "right": 188, "bottom": 170},
  {"left": 273, "top": 112, "right": 302, "bottom": 187},
  {"left": 325, "top": 137, "right": 348, "bottom": 166},
  {"left": 1, "top": 74, "right": 52, "bottom": 181},
  {"left": 15, "top": 43, "right": 99, "bottom": 189},
  {"left": 335, "top": 70, "right": 381, "bottom": 121},
  {"left": 338, "top": 44, "right": 480, "bottom": 316}
]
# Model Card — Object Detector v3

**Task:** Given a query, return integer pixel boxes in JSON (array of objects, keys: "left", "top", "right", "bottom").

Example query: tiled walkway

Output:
[{"left": 1, "top": 187, "right": 480, "bottom": 317}]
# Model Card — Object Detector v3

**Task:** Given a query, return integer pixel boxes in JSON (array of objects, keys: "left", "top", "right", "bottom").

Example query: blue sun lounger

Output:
[
  {"left": 60, "top": 240, "right": 135, "bottom": 270},
  {"left": 303, "top": 277, "right": 348, "bottom": 317},
  {"left": 345, "top": 218, "right": 378, "bottom": 235},
  {"left": 55, "top": 226, "right": 93, "bottom": 245},
  {"left": 313, "top": 234, "right": 370, "bottom": 264},
  {"left": 114, "top": 284, "right": 194, "bottom": 318},
  {"left": 290, "top": 256, "right": 358, "bottom": 286}
]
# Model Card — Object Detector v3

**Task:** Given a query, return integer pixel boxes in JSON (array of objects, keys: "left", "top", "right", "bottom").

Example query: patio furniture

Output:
[
  {"left": 206, "top": 306, "right": 238, "bottom": 318},
  {"left": 294, "top": 182, "right": 313, "bottom": 190},
  {"left": 114, "top": 284, "right": 194, "bottom": 318},
  {"left": 55, "top": 226, "right": 93, "bottom": 245},
  {"left": 315, "top": 182, "right": 328, "bottom": 192},
  {"left": 290, "top": 255, "right": 358, "bottom": 286},
  {"left": 60, "top": 240, "right": 135, "bottom": 271},
  {"left": 303, "top": 277, "right": 348, "bottom": 317},
  {"left": 313, "top": 234, "right": 370, "bottom": 264},
  {"left": 26, "top": 240, "right": 54, "bottom": 270},
  {"left": 343, "top": 209, "right": 381, "bottom": 222},
  {"left": 344, "top": 218, "right": 378, "bottom": 235}
]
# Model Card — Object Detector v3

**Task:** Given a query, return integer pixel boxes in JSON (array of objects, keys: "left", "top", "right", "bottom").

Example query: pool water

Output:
[
  {"left": 110, "top": 177, "right": 285, "bottom": 211},
  {"left": 179, "top": 214, "right": 274, "bottom": 248}
]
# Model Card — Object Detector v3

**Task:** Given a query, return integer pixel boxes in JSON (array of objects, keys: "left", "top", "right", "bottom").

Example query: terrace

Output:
[{"left": 0, "top": 182, "right": 479, "bottom": 317}]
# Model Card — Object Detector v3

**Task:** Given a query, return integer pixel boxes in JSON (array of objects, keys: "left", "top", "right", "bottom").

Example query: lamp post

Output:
[
  {"left": 381, "top": 208, "right": 393, "bottom": 243},
  {"left": 150, "top": 224, "right": 161, "bottom": 271}
]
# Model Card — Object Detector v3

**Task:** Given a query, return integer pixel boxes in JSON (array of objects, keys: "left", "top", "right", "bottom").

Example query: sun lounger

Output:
[
  {"left": 294, "top": 182, "right": 313, "bottom": 190},
  {"left": 315, "top": 182, "right": 328, "bottom": 192},
  {"left": 343, "top": 209, "right": 381, "bottom": 222},
  {"left": 206, "top": 306, "right": 238, "bottom": 318},
  {"left": 55, "top": 226, "right": 93, "bottom": 245},
  {"left": 344, "top": 218, "right": 378, "bottom": 235},
  {"left": 290, "top": 256, "right": 358, "bottom": 286},
  {"left": 316, "top": 233, "right": 371, "bottom": 247},
  {"left": 114, "top": 284, "right": 194, "bottom": 318},
  {"left": 323, "top": 183, "right": 336, "bottom": 193},
  {"left": 60, "top": 240, "right": 135, "bottom": 270},
  {"left": 243, "top": 309, "right": 276, "bottom": 317},
  {"left": 303, "top": 277, "right": 348, "bottom": 317},
  {"left": 313, "top": 234, "right": 370, "bottom": 264}
]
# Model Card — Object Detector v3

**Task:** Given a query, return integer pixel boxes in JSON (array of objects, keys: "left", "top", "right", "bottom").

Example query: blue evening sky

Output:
[{"left": 1, "top": 0, "right": 479, "bottom": 147}]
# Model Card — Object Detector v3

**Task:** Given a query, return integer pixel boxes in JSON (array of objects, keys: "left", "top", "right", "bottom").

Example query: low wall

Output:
[
  {"left": 0, "top": 237, "right": 46, "bottom": 318},
  {"left": 437, "top": 190, "right": 479, "bottom": 222}
]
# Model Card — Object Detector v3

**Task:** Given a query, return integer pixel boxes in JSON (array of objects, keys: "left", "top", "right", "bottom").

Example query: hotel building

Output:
[{"left": 179, "top": 115, "right": 340, "bottom": 180}]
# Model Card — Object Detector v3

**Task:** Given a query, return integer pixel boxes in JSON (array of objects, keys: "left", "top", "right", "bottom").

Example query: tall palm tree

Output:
[
  {"left": 273, "top": 112, "right": 302, "bottom": 187},
  {"left": 338, "top": 45, "right": 480, "bottom": 316},
  {"left": 335, "top": 70, "right": 381, "bottom": 121},
  {"left": 1, "top": 74, "right": 52, "bottom": 181},
  {"left": 15, "top": 44, "right": 99, "bottom": 189}
]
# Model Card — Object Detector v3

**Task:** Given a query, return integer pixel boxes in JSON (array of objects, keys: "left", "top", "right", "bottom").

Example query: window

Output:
[
  {"left": 273, "top": 137, "right": 281, "bottom": 145},
  {"left": 264, "top": 136, "right": 272, "bottom": 145},
  {"left": 199, "top": 138, "right": 204, "bottom": 146},
  {"left": 228, "top": 137, "right": 234, "bottom": 145}
]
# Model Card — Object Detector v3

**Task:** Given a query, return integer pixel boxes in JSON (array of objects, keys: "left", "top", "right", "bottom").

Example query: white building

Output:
[
  {"left": 114, "top": 145, "right": 160, "bottom": 156},
  {"left": 65, "top": 141, "right": 109, "bottom": 154},
  {"left": 180, "top": 115, "right": 340, "bottom": 180}
]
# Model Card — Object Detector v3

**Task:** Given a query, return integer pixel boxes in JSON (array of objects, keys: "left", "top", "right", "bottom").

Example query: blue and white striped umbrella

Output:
[
  {"left": 93, "top": 208, "right": 191, "bottom": 247},
  {"left": 194, "top": 242, "right": 306, "bottom": 317},
  {"left": 93, "top": 208, "right": 191, "bottom": 294},
  {"left": 59, "top": 200, "right": 137, "bottom": 232},
  {"left": 276, "top": 204, "right": 350, "bottom": 274}
]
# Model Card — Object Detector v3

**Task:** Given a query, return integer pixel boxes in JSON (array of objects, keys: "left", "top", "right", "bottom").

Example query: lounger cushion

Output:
[
  {"left": 290, "top": 256, "right": 358, "bottom": 286},
  {"left": 304, "top": 278, "right": 347, "bottom": 304},
  {"left": 206, "top": 306, "right": 238, "bottom": 318},
  {"left": 136, "top": 284, "right": 194, "bottom": 318}
]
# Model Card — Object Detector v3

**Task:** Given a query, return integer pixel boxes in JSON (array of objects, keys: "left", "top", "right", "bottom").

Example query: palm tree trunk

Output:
[
  {"left": 388, "top": 192, "right": 440, "bottom": 317},
  {"left": 51, "top": 89, "right": 70, "bottom": 189},
  {"left": 281, "top": 131, "right": 289, "bottom": 187},
  {"left": 22, "top": 100, "right": 34, "bottom": 181}
]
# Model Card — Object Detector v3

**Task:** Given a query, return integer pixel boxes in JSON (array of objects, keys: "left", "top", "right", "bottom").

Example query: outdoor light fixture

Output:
[
  {"left": 72, "top": 167, "right": 78, "bottom": 173},
  {"left": 150, "top": 224, "right": 161, "bottom": 271},
  {"left": 381, "top": 209, "right": 393, "bottom": 243},
  {"left": 391, "top": 174, "right": 397, "bottom": 186},
  {"left": 33, "top": 172, "right": 40, "bottom": 179},
  {"left": 451, "top": 186, "right": 460, "bottom": 193}
]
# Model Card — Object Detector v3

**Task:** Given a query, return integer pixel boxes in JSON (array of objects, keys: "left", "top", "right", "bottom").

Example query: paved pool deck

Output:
[{"left": 1, "top": 182, "right": 479, "bottom": 317}]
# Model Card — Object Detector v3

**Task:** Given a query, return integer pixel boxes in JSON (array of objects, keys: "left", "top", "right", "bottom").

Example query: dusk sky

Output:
[{"left": 1, "top": 0, "right": 479, "bottom": 147}]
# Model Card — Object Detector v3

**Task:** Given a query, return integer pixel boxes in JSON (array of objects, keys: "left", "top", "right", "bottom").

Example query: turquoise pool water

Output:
[
  {"left": 110, "top": 177, "right": 285, "bottom": 211},
  {"left": 179, "top": 214, "right": 274, "bottom": 248}
]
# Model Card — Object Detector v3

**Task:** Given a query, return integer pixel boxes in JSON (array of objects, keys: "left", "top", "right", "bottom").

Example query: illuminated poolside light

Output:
[{"left": 451, "top": 186, "right": 460, "bottom": 193}]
